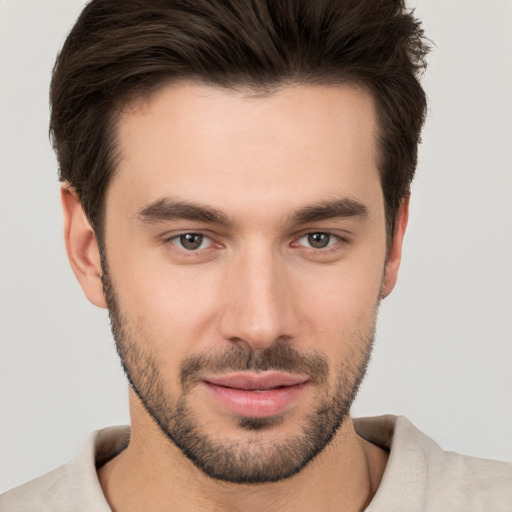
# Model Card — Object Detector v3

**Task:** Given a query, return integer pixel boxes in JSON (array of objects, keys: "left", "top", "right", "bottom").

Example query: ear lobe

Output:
[
  {"left": 380, "top": 195, "right": 409, "bottom": 299},
  {"left": 61, "top": 184, "right": 107, "bottom": 308}
]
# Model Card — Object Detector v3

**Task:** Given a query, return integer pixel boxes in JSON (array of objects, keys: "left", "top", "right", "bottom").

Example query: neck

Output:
[{"left": 98, "top": 396, "right": 387, "bottom": 512}]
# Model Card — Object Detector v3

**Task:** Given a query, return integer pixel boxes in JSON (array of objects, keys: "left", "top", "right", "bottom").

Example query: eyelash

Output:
[
  {"left": 165, "top": 232, "right": 217, "bottom": 258},
  {"left": 163, "top": 231, "right": 348, "bottom": 257},
  {"left": 296, "top": 232, "right": 340, "bottom": 249}
]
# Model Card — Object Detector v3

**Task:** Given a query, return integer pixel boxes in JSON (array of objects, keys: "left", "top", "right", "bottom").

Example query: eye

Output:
[
  {"left": 297, "top": 232, "right": 339, "bottom": 249},
  {"left": 171, "top": 233, "right": 212, "bottom": 251}
]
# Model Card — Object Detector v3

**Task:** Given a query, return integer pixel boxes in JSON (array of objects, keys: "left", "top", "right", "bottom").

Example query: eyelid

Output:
[
  {"left": 298, "top": 232, "right": 338, "bottom": 247},
  {"left": 170, "top": 232, "right": 213, "bottom": 251},
  {"left": 159, "top": 228, "right": 349, "bottom": 258},
  {"left": 290, "top": 230, "right": 351, "bottom": 260},
  {"left": 160, "top": 230, "right": 218, "bottom": 251},
  {"left": 292, "top": 227, "right": 350, "bottom": 242},
  {"left": 161, "top": 229, "right": 209, "bottom": 242}
]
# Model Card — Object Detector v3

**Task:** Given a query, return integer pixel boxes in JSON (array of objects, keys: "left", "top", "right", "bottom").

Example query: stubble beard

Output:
[{"left": 102, "top": 267, "right": 376, "bottom": 484}]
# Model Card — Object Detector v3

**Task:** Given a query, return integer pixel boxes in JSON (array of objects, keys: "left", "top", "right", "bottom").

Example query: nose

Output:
[{"left": 219, "top": 245, "right": 297, "bottom": 351}]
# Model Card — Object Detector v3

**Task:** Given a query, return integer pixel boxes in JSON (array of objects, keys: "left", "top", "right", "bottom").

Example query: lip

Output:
[{"left": 202, "top": 372, "right": 310, "bottom": 418}]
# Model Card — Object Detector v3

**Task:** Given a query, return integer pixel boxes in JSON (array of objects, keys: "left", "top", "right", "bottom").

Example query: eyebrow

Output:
[
  {"left": 136, "top": 197, "right": 232, "bottom": 227},
  {"left": 288, "top": 198, "right": 369, "bottom": 225},
  {"left": 136, "top": 196, "right": 368, "bottom": 228}
]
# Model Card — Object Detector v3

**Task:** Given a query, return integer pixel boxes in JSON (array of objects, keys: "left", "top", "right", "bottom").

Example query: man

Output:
[{"left": 1, "top": 0, "right": 510, "bottom": 510}]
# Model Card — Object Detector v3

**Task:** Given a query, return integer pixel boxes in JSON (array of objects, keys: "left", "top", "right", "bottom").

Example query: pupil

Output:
[
  {"left": 180, "top": 233, "right": 203, "bottom": 250},
  {"left": 308, "top": 233, "right": 329, "bottom": 249}
]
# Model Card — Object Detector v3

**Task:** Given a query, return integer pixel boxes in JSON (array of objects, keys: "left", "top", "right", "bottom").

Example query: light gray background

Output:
[{"left": 1, "top": 0, "right": 511, "bottom": 493}]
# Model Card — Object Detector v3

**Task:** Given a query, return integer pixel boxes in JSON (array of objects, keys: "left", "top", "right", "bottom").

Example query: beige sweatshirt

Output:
[{"left": 1, "top": 415, "right": 511, "bottom": 511}]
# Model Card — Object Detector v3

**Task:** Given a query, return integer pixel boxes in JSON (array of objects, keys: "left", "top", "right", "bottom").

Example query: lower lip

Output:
[{"left": 202, "top": 382, "right": 309, "bottom": 418}]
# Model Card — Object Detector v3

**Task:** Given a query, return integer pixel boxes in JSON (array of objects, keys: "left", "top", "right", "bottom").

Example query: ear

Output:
[
  {"left": 61, "top": 184, "right": 107, "bottom": 308},
  {"left": 380, "top": 195, "right": 409, "bottom": 298}
]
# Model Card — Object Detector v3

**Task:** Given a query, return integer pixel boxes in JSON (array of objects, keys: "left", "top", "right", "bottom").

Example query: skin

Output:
[{"left": 62, "top": 83, "right": 408, "bottom": 511}]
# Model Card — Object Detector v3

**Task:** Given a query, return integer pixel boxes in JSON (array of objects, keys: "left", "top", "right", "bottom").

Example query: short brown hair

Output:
[{"left": 50, "top": 0, "right": 429, "bottom": 241}]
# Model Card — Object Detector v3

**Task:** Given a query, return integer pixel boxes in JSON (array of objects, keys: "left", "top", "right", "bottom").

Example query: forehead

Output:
[{"left": 108, "top": 82, "right": 381, "bottom": 221}]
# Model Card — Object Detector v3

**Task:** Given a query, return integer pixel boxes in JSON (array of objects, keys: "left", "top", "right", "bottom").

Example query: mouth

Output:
[{"left": 201, "top": 372, "right": 310, "bottom": 418}]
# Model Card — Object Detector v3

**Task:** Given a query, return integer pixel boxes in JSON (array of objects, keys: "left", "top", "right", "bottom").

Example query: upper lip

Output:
[{"left": 203, "top": 372, "right": 309, "bottom": 391}]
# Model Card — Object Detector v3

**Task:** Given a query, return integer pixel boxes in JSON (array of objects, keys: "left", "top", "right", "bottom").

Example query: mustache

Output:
[{"left": 180, "top": 343, "right": 329, "bottom": 391}]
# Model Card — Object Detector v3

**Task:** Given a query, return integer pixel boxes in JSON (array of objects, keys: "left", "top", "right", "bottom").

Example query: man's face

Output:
[{"left": 100, "top": 83, "right": 392, "bottom": 483}]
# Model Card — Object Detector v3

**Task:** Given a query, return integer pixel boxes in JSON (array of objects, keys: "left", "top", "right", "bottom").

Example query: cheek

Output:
[
  {"left": 109, "top": 247, "right": 225, "bottom": 357},
  {"left": 293, "top": 262, "right": 382, "bottom": 350}
]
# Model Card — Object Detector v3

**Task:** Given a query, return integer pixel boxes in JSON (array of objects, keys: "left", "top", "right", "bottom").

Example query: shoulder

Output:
[
  {"left": 0, "top": 426, "right": 129, "bottom": 512},
  {"left": 423, "top": 444, "right": 512, "bottom": 510},
  {"left": 0, "top": 464, "right": 71, "bottom": 512},
  {"left": 396, "top": 416, "right": 511, "bottom": 503},
  {"left": 356, "top": 415, "right": 512, "bottom": 511}
]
